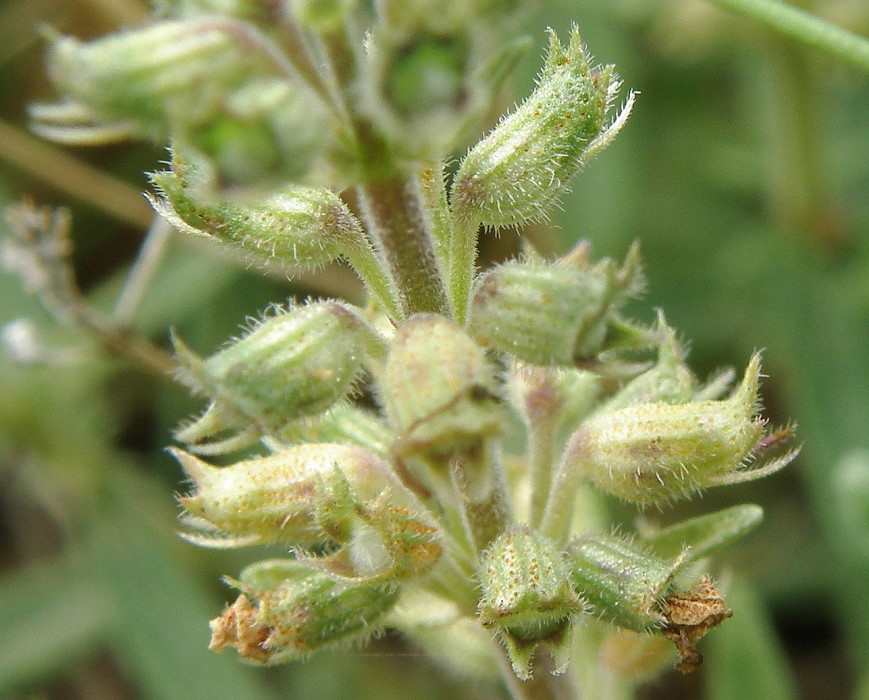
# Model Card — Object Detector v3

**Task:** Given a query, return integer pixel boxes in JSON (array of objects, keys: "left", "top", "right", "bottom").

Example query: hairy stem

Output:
[{"left": 356, "top": 175, "right": 449, "bottom": 318}]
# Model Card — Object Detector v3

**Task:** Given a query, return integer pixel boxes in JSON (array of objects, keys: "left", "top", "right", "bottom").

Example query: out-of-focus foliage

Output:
[{"left": 0, "top": 0, "right": 866, "bottom": 698}]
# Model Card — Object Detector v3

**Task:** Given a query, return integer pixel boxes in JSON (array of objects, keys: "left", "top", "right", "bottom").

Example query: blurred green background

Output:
[{"left": 1, "top": 1, "right": 867, "bottom": 698}]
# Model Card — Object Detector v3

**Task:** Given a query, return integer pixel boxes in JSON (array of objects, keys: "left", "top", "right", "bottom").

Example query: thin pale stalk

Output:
[
  {"left": 342, "top": 238, "right": 402, "bottom": 320},
  {"left": 113, "top": 215, "right": 173, "bottom": 327},
  {"left": 450, "top": 441, "right": 512, "bottom": 556},
  {"left": 417, "top": 162, "right": 456, "bottom": 311},
  {"left": 527, "top": 416, "right": 559, "bottom": 529},
  {"left": 448, "top": 213, "right": 479, "bottom": 324},
  {"left": 538, "top": 437, "right": 583, "bottom": 545},
  {"left": 707, "top": 0, "right": 869, "bottom": 71}
]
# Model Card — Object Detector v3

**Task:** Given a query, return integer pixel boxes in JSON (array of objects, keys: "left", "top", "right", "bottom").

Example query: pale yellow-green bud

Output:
[
  {"left": 451, "top": 26, "right": 633, "bottom": 229},
  {"left": 172, "top": 443, "right": 394, "bottom": 548},
  {"left": 564, "top": 353, "right": 799, "bottom": 505},
  {"left": 598, "top": 319, "right": 694, "bottom": 412},
  {"left": 45, "top": 21, "right": 257, "bottom": 139},
  {"left": 382, "top": 314, "right": 503, "bottom": 459},
  {"left": 173, "top": 302, "right": 380, "bottom": 446},
  {"left": 478, "top": 527, "right": 585, "bottom": 679},
  {"left": 468, "top": 245, "right": 644, "bottom": 364},
  {"left": 210, "top": 560, "right": 399, "bottom": 663},
  {"left": 150, "top": 149, "right": 364, "bottom": 269}
]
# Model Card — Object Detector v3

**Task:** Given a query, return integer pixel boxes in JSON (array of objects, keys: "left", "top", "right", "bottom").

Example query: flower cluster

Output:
[{"left": 30, "top": 1, "right": 798, "bottom": 694}]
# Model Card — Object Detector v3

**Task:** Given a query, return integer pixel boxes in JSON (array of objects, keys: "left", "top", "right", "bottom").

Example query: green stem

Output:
[
  {"left": 450, "top": 441, "right": 512, "bottom": 555},
  {"left": 448, "top": 213, "right": 480, "bottom": 325},
  {"left": 539, "top": 434, "right": 584, "bottom": 545},
  {"left": 343, "top": 239, "right": 402, "bottom": 319},
  {"left": 527, "top": 413, "right": 559, "bottom": 529},
  {"left": 418, "top": 162, "right": 456, "bottom": 311},
  {"left": 706, "top": 0, "right": 869, "bottom": 71},
  {"left": 356, "top": 175, "right": 450, "bottom": 317},
  {"left": 113, "top": 215, "right": 173, "bottom": 327}
]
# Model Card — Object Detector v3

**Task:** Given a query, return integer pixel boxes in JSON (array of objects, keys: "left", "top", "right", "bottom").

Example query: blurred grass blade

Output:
[
  {"left": 0, "top": 557, "right": 113, "bottom": 694},
  {"left": 705, "top": 579, "right": 798, "bottom": 700}
]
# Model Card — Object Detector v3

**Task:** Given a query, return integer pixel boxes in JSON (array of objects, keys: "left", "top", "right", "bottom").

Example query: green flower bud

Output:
[
  {"left": 563, "top": 353, "right": 799, "bottom": 506},
  {"left": 172, "top": 443, "right": 395, "bottom": 547},
  {"left": 566, "top": 533, "right": 688, "bottom": 632},
  {"left": 309, "top": 502, "right": 444, "bottom": 581},
  {"left": 478, "top": 527, "right": 585, "bottom": 679},
  {"left": 451, "top": 26, "right": 633, "bottom": 228},
  {"left": 45, "top": 21, "right": 257, "bottom": 139},
  {"left": 150, "top": 149, "right": 364, "bottom": 269},
  {"left": 468, "top": 245, "right": 644, "bottom": 364},
  {"left": 271, "top": 404, "right": 393, "bottom": 458},
  {"left": 383, "top": 314, "right": 503, "bottom": 459},
  {"left": 173, "top": 302, "right": 379, "bottom": 446},
  {"left": 598, "top": 319, "right": 694, "bottom": 413},
  {"left": 209, "top": 560, "right": 399, "bottom": 663}
]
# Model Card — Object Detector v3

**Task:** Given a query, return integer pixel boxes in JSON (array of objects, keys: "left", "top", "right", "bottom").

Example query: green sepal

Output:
[{"left": 640, "top": 504, "right": 765, "bottom": 562}]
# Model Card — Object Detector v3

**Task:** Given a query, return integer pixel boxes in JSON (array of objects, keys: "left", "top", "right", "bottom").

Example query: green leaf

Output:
[
  {"left": 84, "top": 471, "right": 276, "bottom": 700},
  {"left": 0, "top": 558, "right": 113, "bottom": 694},
  {"left": 641, "top": 504, "right": 764, "bottom": 561}
]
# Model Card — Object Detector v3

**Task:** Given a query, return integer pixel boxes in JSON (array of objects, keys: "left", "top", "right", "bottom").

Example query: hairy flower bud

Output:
[
  {"left": 44, "top": 20, "right": 257, "bottom": 139},
  {"left": 597, "top": 321, "right": 692, "bottom": 412},
  {"left": 478, "top": 527, "right": 585, "bottom": 679},
  {"left": 150, "top": 149, "right": 364, "bottom": 268},
  {"left": 566, "top": 533, "right": 688, "bottom": 632},
  {"left": 451, "top": 26, "right": 633, "bottom": 228},
  {"left": 563, "top": 353, "right": 799, "bottom": 505},
  {"left": 173, "top": 302, "right": 379, "bottom": 446},
  {"left": 468, "top": 245, "right": 644, "bottom": 364},
  {"left": 210, "top": 560, "right": 399, "bottom": 663},
  {"left": 382, "top": 314, "right": 503, "bottom": 459},
  {"left": 172, "top": 443, "right": 395, "bottom": 547}
]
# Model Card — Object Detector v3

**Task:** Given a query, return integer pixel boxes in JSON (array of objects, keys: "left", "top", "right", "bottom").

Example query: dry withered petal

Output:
[{"left": 658, "top": 574, "right": 732, "bottom": 673}]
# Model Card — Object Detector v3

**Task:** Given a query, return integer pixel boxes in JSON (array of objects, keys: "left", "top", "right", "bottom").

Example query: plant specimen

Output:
[{"left": 4, "top": 1, "right": 811, "bottom": 698}]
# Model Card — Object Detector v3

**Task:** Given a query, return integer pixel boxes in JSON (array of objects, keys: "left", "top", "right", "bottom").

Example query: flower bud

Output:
[
  {"left": 468, "top": 246, "right": 644, "bottom": 364},
  {"left": 382, "top": 314, "right": 503, "bottom": 459},
  {"left": 566, "top": 533, "right": 687, "bottom": 632},
  {"left": 150, "top": 149, "right": 364, "bottom": 269},
  {"left": 310, "top": 503, "right": 444, "bottom": 581},
  {"left": 564, "top": 353, "right": 799, "bottom": 505},
  {"left": 173, "top": 302, "right": 376, "bottom": 445},
  {"left": 478, "top": 527, "right": 585, "bottom": 679},
  {"left": 172, "top": 443, "right": 394, "bottom": 547},
  {"left": 451, "top": 26, "right": 632, "bottom": 228},
  {"left": 210, "top": 560, "right": 399, "bottom": 663},
  {"left": 598, "top": 319, "right": 694, "bottom": 412},
  {"left": 271, "top": 404, "right": 393, "bottom": 458},
  {"left": 45, "top": 21, "right": 257, "bottom": 139}
]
